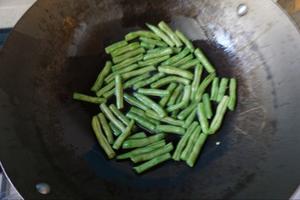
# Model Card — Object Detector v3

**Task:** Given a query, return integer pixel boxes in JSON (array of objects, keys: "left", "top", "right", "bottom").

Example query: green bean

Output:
[
  {"left": 162, "top": 48, "right": 190, "bottom": 65},
  {"left": 91, "top": 116, "right": 115, "bottom": 159},
  {"left": 133, "top": 153, "right": 171, "bottom": 174},
  {"left": 109, "top": 104, "right": 130, "bottom": 125},
  {"left": 124, "top": 93, "right": 148, "bottom": 110},
  {"left": 113, "top": 120, "right": 135, "bottom": 150},
  {"left": 194, "top": 48, "right": 215, "bottom": 73},
  {"left": 195, "top": 73, "right": 216, "bottom": 102},
  {"left": 197, "top": 103, "right": 209, "bottom": 134},
  {"left": 109, "top": 122, "right": 121, "bottom": 136},
  {"left": 217, "top": 78, "right": 229, "bottom": 102},
  {"left": 129, "top": 109, "right": 160, "bottom": 126},
  {"left": 73, "top": 93, "right": 106, "bottom": 104},
  {"left": 179, "top": 59, "right": 200, "bottom": 70},
  {"left": 158, "top": 21, "right": 182, "bottom": 47},
  {"left": 122, "top": 66, "right": 156, "bottom": 80},
  {"left": 105, "top": 40, "right": 128, "bottom": 54},
  {"left": 115, "top": 75, "right": 124, "bottom": 109},
  {"left": 210, "top": 77, "right": 219, "bottom": 101},
  {"left": 128, "top": 132, "right": 147, "bottom": 139},
  {"left": 167, "top": 85, "right": 191, "bottom": 112},
  {"left": 172, "top": 47, "right": 182, "bottom": 54},
  {"left": 133, "top": 93, "right": 166, "bottom": 118},
  {"left": 145, "top": 110, "right": 184, "bottom": 126},
  {"left": 209, "top": 96, "right": 229, "bottom": 135},
  {"left": 111, "top": 42, "right": 140, "bottom": 57},
  {"left": 228, "top": 78, "right": 237, "bottom": 111},
  {"left": 112, "top": 47, "right": 145, "bottom": 64},
  {"left": 129, "top": 107, "right": 146, "bottom": 116},
  {"left": 104, "top": 64, "right": 140, "bottom": 83},
  {"left": 126, "top": 112, "right": 156, "bottom": 132},
  {"left": 100, "top": 103, "right": 126, "bottom": 132},
  {"left": 151, "top": 76, "right": 190, "bottom": 88},
  {"left": 175, "top": 30, "right": 195, "bottom": 52},
  {"left": 139, "top": 37, "right": 168, "bottom": 47},
  {"left": 147, "top": 47, "right": 164, "bottom": 54},
  {"left": 96, "top": 81, "right": 114, "bottom": 97},
  {"left": 146, "top": 23, "right": 175, "bottom": 47},
  {"left": 137, "top": 88, "right": 169, "bottom": 97},
  {"left": 155, "top": 125, "right": 185, "bottom": 135},
  {"left": 180, "top": 125, "right": 201, "bottom": 161},
  {"left": 140, "top": 42, "right": 155, "bottom": 49},
  {"left": 133, "top": 73, "right": 165, "bottom": 90},
  {"left": 159, "top": 83, "right": 177, "bottom": 107},
  {"left": 122, "top": 133, "right": 165, "bottom": 149},
  {"left": 191, "top": 64, "right": 203, "bottom": 100},
  {"left": 177, "top": 102, "right": 197, "bottom": 120},
  {"left": 183, "top": 108, "right": 197, "bottom": 129},
  {"left": 112, "top": 54, "right": 143, "bottom": 72},
  {"left": 125, "top": 30, "right": 161, "bottom": 41},
  {"left": 202, "top": 93, "right": 213, "bottom": 119},
  {"left": 138, "top": 55, "right": 170, "bottom": 67},
  {"left": 117, "top": 140, "right": 166, "bottom": 160},
  {"left": 172, "top": 54, "right": 194, "bottom": 67},
  {"left": 144, "top": 109, "right": 161, "bottom": 120},
  {"left": 158, "top": 66, "right": 194, "bottom": 80},
  {"left": 91, "top": 61, "right": 112, "bottom": 91},
  {"left": 131, "top": 142, "right": 174, "bottom": 163},
  {"left": 143, "top": 48, "right": 173, "bottom": 60},
  {"left": 97, "top": 113, "right": 114, "bottom": 144},
  {"left": 123, "top": 73, "right": 151, "bottom": 89},
  {"left": 167, "top": 84, "right": 183, "bottom": 106},
  {"left": 186, "top": 133, "right": 208, "bottom": 167},
  {"left": 173, "top": 122, "right": 198, "bottom": 161}
]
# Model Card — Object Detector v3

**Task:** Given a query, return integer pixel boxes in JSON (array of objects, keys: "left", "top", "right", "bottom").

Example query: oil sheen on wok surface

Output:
[{"left": 0, "top": 0, "right": 300, "bottom": 199}]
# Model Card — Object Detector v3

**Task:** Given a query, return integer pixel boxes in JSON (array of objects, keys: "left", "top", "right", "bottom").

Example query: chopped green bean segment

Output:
[
  {"left": 158, "top": 21, "right": 182, "bottom": 47},
  {"left": 125, "top": 30, "right": 161, "bottom": 41},
  {"left": 128, "top": 108, "right": 160, "bottom": 126},
  {"left": 167, "top": 85, "right": 191, "bottom": 112},
  {"left": 91, "top": 61, "right": 112, "bottom": 91},
  {"left": 140, "top": 42, "right": 155, "bottom": 49},
  {"left": 124, "top": 93, "right": 148, "bottom": 110},
  {"left": 143, "top": 48, "right": 172, "bottom": 60},
  {"left": 209, "top": 96, "right": 230, "bottom": 134},
  {"left": 177, "top": 102, "right": 197, "bottom": 120},
  {"left": 100, "top": 103, "right": 126, "bottom": 132},
  {"left": 210, "top": 77, "right": 220, "bottom": 101},
  {"left": 123, "top": 73, "right": 151, "bottom": 89},
  {"left": 167, "top": 84, "right": 183, "bottom": 106},
  {"left": 158, "top": 66, "right": 194, "bottom": 80},
  {"left": 162, "top": 47, "right": 190, "bottom": 65},
  {"left": 146, "top": 23, "right": 175, "bottom": 47},
  {"left": 151, "top": 76, "right": 190, "bottom": 88},
  {"left": 217, "top": 78, "right": 229, "bottom": 102},
  {"left": 122, "top": 133, "right": 165, "bottom": 149},
  {"left": 122, "top": 66, "right": 156, "bottom": 80},
  {"left": 138, "top": 55, "right": 170, "bottom": 66},
  {"left": 117, "top": 140, "right": 166, "bottom": 160},
  {"left": 186, "top": 133, "right": 208, "bottom": 167},
  {"left": 97, "top": 113, "right": 114, "bottom": 144},
  {"left": 172, "top": 47, "right": 182, "bottom": 54},
  {"left": 126, "top": 112, "right": 156, "bottom": 132},
  {"left": 113, "top": 120, "right": 135, "bottom": 150},
  {"left": 133, "top": 153, "right": 171, "bottom": 174},
  {"left": 228, "top": 78, "right": 237, "bottom": 111},
  {"left": 128, "top": 132, "right": 147, "bottom": 139},
  {"left": 133, "top": 73, "right": 165, "bottom": 90},
  {"left": 183, "top": 108, "right": 197, "bottom": 129},
  {"left": 159, "top": 83, "right": 177, "bottom": 107},
  {"left": 191, "top": 64, "right": 203, "bottom": 100},
  {"left": 105, "top": 64, "right": 140, "bottom": 83},
  {"left": 109, "top": 122, "right": 121, "bottom": 136},
  {"left": 96, "top": 81, "right": 115, "bottom": 97},
  {"left": 105, "top": 40, "right": 128, "bottom": 54},
  {"left": 139, "top": 37, "right": 168, "bottom": 47},
  {"left": 155, "top": 125, "right": 185, "bottom": 135},
  {"left": 137, "top": 88, "right": 170, "bottom": 97},
  {"left": 172, "top": 54, "right": 194, "bottom": 67},
  {"left": 131, "top": 142, "right": 174, "bottom": 163},
  {"left": 133, "top": 93, "right": 166, "bottom": 118},
  {"left": 91, "top": 116, "right": 115, "bottom": 159},
  {"left": 195, "top": 73, "right": 216, "bottom": 102},
  {"left": 111, "top": 42, "right": 140, "bottom": 57},
  {"left": 175, "top": 30, "right": 195, "bottom": 52},
  {"left": 73, "top": 93, "right": 106, "bottom": 104},
  {"left": 109, "top": 104, "right": 130, "bottom": 125},
  {"left": 194, "top": 48, "right": 215, "bottom": 73},
  {"left": 112, "top": 47, "right": 145, "bottom": 64},
  {"left": 197, "top": 103, "right": 209, "bottom": 134},
  {"left": 112, "top": 54, "right": 143, "bottom": 72},
  {"left": 203, "top": 93, "right": 213, "bottom": 119},
  {"left": 115, "top": 75, "right": 124, "bottom": 109},
  {"left": 180, "top": 125, "right": 201, "bottom": 161},
  {"left": 179, "top": 59, "right": 200, "bottom": 70},
  {"left": 173, "top": 122, "right": 198, "bottom": 161}
]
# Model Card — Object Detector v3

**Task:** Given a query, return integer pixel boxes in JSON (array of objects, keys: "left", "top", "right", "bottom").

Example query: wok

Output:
[{"left": 0, "top": 0, "right": 300, "bottom": 199}]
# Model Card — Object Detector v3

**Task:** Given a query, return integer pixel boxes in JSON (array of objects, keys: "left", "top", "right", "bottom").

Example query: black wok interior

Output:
[{"left": 1, "top": 0, "right": 300, "bottom": 199}]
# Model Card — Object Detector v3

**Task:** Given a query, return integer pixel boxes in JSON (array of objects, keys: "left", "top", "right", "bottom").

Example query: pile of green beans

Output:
[{"left": 73, "top": 21, "right": 238, "bottom": 174}]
